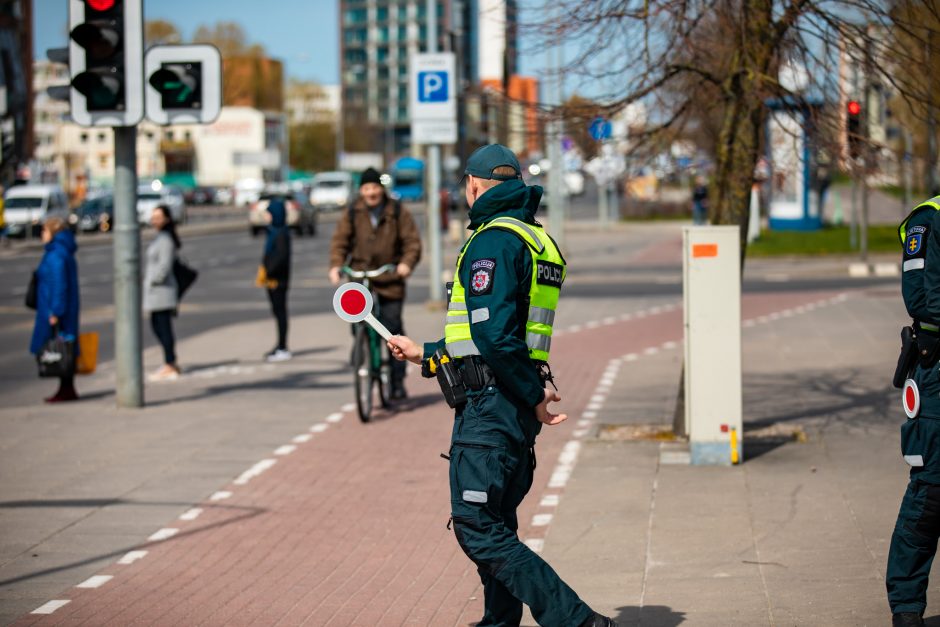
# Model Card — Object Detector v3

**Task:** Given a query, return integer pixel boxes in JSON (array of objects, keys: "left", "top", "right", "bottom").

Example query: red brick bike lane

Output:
[{"left": 14, "top": 286, "right": 851, "bottom": 627}]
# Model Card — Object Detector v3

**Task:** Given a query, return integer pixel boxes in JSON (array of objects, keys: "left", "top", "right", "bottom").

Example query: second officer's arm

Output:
[
  {"left": 918, "top": 210, "right": 940, "bottom": 323},
  {"left": 462, "top": 231, "right": 545, "bottom": 408}
]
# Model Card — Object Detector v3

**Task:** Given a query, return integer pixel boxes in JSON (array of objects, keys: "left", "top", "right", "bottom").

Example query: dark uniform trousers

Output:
[
  {"left": 887, "top": 361, "right": 940, "bottom": 614},
  {"left": 376, "top": 295, "right": 406, "bottom": 386},
  {"left": 449, "top": 384, "right": 593, "bottom": 627}
]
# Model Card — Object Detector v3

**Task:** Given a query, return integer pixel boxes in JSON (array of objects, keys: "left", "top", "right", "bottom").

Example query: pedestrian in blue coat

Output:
[{"left": 30, "top": 216, "right": 80, "bottom": 403}]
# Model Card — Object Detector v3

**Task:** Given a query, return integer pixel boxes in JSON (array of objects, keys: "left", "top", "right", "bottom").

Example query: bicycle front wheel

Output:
[{"left": 353, "top": 325, "right": 374, "bottom": 422}]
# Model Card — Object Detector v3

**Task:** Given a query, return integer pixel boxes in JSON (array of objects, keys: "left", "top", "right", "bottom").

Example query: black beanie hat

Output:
[{"left": 360, "top": 167, "right": 382, "bottom": 187}]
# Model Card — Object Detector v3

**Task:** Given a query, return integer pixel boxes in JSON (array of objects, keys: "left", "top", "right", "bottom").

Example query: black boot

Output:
[
  {"left": 580, "top": 612, "right": 618, "bottom": 627},
  {"left": 893, "top": 612, "right": 925, "bottom": 627},
  {"left": 391, "top": 381, "right": 407, "bottom": 400}
]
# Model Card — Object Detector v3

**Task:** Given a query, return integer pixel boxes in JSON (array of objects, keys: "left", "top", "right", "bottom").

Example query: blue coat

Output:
[{"left": 30, "top": 230, "right": 80, "bottom": 355}]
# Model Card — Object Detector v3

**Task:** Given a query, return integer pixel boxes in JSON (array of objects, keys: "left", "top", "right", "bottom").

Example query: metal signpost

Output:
[{"left": 410, "top": 34, "right": 457, "bottom": 304}]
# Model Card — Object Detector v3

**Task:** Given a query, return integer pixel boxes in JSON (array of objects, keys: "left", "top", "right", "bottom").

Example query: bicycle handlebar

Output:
[{"left": 342, "top": 263, "right": 397, "bottom": 279}]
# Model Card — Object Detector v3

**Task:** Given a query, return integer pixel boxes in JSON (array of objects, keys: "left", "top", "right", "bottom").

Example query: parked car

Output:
[
  {"left": 76, "top": 193, "right": 114, "bottom": 232},
  {"left": 185, "top": 186, "right": 217, "bottom": 205},
  {"left": 137, "top": 183, "right": 185, "bottom": 225},
  {"left": 309, "top": 171, "right": 353, "bottom": 212},
  {"left": 234, "top": 178, "right": 264, "bottom": 207},
  {"left": 3, "top": 184, "right": 70, "bottom": 237},
  {"left": 248, "top": 189, "right": 317, "bottom": 237},
  {"left": 214, "top": 186, "right": 234, "bottom": 205}
]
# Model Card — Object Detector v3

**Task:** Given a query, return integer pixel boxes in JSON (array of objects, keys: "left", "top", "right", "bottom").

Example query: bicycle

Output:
[{"left": 342, "top": 264, "right": 397, "bottom": 423}]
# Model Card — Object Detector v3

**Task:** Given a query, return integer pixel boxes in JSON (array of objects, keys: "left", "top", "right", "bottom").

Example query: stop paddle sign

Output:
[{"left": 332, "top": 283, "right": 393, "bottom": 341}]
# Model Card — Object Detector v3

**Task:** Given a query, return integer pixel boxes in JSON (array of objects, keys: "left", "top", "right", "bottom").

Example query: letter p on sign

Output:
[{"left": 418, "top": 71, "right": 448, "bottom": 102}]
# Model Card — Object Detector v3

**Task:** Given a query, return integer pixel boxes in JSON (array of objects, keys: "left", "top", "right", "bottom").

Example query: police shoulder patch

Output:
[
  {"left": 905, "top": 226, "right": 929, "bottom": 259},
  {"left": 536, "top": 260, "right": 564, "bottom": 288},
  {"left": 469, "top": 258, "right": 495, "bottom": 295}
]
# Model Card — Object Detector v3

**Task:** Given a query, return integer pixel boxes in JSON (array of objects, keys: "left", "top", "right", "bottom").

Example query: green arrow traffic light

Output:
[{"left": 148, "top": 62, "right": 202, "bottom": 109}]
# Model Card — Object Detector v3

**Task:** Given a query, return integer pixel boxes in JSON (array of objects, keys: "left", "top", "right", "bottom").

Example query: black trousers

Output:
[
  {"left": 267, "top": 285, "right": 289, "bottom": 350},
  {"left": 377, "top": 295, "right": 405, "bottom": 386},
  {"left": 150, "top": 309, "right": 177, "bottom": 365}
]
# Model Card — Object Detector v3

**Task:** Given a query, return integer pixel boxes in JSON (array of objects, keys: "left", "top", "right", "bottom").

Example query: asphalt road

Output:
[{"left": 0, "top": 192, "right": 896, "bottom": 406}]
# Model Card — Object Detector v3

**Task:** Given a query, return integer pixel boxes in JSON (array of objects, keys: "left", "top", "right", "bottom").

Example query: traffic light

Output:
[
  {"left": 847, "top": 99, "right": 862, "bottom": 160},
  {"left": 144, "top": 45, "right": 222, "bottom": 125},
  {"left": 68, "top": 0, "right": 143, "bottom": 126},
  {"left": 149, "top": 63, "right": 202, "bottom": 110}
]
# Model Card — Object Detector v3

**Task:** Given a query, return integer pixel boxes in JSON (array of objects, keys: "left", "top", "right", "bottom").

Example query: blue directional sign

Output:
[
  {"left": 589, "top": 117, "right": 612, "bottom": 141},
  {"left": 418, "top": 71, "right": 448, "bottom": 102}
]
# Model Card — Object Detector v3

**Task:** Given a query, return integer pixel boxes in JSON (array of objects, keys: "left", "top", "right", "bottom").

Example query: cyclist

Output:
[{"left": 329, "top": 167, "right": 422, "bottom": 400}]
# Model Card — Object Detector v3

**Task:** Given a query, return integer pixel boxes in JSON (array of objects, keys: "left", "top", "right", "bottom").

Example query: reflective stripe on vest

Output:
[
  {"left": 899, "top": 195, "right": 940, "bottom": 242},
  {"left": 444, "top": 217, "right": 565, "bottom": 361}
]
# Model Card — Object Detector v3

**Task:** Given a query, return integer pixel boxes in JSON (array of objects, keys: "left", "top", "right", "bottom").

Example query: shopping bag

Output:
[
  {"left": 36, "top": 330, "right": 76, "bottom": 378},
  {"left": 255, "top": 265, "right": 278, "bottom": 289},
  {"left": 173, "top": 258, "right": 198, "bottom": 298},
  {"left": 75, "top": 332, "right": 99, "bottom": 374},
  {"left": 25, "top": 272, "right": 37, "bottom": 309}
]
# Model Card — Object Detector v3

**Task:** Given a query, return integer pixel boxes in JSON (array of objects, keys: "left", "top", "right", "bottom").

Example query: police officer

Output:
[
  {"left": 888, "top": 194, "right": 940, "bottom": 627},
  {"left": 388, "top": 145, "right": 616, "bottom": 627}
]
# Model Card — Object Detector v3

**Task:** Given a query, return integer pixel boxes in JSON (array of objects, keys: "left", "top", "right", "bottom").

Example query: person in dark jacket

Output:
[
  {"left": 262, "top": 197, "right": 292, "bottom": 362},
  {"left": 31, "top": 216, "right": 80, "bottom": 403},
  {"left": 144, "top": 205, "right": 181, "bottom": 381},
  {"left": 328, "top": 167, "right": 422, "bottom": 398}
]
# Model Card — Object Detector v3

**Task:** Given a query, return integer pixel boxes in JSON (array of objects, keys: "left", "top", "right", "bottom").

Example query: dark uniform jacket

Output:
[
  {"left": 329, "top": 195, "right": 422, "bottom": 300},
  {"left": 424, "top": 179, "right": 548, "bottom": 411},
  {"left": 900, "top": 205, "right": 940, "bottom": 482}
]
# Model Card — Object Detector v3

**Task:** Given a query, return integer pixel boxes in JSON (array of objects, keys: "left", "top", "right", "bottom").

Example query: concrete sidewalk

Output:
[{"left": 0, "top": 222, "right": 921, "bottom": 626}]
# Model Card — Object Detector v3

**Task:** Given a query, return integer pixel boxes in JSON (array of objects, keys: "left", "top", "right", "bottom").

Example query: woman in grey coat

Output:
[{"left": 144, "top": 205, "right": 180, "bottom": 380}]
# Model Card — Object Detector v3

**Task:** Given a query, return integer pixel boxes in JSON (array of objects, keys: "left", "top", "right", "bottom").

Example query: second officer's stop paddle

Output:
[{"left": 332, "top": 283, "right": 393, "bottom": 341}]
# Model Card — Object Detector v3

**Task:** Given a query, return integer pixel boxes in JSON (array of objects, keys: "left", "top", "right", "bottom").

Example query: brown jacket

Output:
[{"left": 329, "top": 195, "right": 422, "bottom": 300}]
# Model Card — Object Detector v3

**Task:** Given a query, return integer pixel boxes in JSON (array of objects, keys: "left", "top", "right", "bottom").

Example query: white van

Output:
[
  {"left": 310, "top": 171, "right": 353, "bottom": 212},
  {"left": 3, "top": 185, "right": 70, "bottom": 237}
]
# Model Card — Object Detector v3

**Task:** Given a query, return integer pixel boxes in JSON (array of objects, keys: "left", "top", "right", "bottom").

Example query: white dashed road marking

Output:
[
  {"left": 31, "top": 600, "right": 71, "bottom": 614},
  {"left": 292, "top": 433, "right": 313, "bottom": 443},
  {"left": 274, "top": 445, "right": 296, "bottom": 456},
  {"left": 233, "top": 459, "right": 277, "bottom": 485},
  {"left": 148, "top": 528, "right": 179, "bottom": 542},
  {"left": 77, "top": 575, "right": 113, "bottom": 589},
  {"left": 209, "top": 491, "right": 232, "bottom": 501},
  {"left": 118, "top": 550, "right": 148, "bottom": 565},
  {"left": 179, "top": 508, "right": 203, "bottom": 521}
]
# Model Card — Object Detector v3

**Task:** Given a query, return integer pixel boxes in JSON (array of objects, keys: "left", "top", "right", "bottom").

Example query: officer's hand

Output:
[
  {"left": 535, "top": 389, "right": 568, "bottom": 426},
  {"left": 388, "top": 335, "right": 422, "bottom": 364},
  {"left": 396, "top": 263, "right": 412, "bottom": 279},
  {"left": 328, "top": 267, "right": 342, "bottom": 286}
]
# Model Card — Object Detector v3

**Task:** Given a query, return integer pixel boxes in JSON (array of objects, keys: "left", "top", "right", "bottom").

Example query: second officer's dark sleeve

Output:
[
  {"left": 462, "top": 230, "right": 545, "bottom": 408},
  {"left": 915, "top": 210, "right": 940, "bottom": 323}
]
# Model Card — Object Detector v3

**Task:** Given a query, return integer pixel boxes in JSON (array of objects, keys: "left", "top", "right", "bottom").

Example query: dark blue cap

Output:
[{"left": 464, "top": 144, "right": 522, "bottom": 181}]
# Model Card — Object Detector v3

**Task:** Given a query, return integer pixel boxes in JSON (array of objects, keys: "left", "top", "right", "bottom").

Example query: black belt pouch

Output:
[{"left": 895, "top": 326, "right": 919, "bottom": 388}]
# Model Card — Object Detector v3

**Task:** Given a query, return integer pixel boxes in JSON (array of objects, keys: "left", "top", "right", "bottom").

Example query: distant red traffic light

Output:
[
  {"left": 86, "top": 0, "right": 116, "bottom": 11},
  {"left": 847, "top": 100, "right": 861, "bottom": 116}
]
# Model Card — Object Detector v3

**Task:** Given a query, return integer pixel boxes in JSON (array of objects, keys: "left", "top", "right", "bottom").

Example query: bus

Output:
[{"left": 391, "top": 157, "right": 424, "bottom": 201}]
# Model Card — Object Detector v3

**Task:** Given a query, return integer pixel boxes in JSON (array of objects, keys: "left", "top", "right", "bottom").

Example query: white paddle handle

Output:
[{"left": 364, "top": 313, "right": 393, "bottom": 341}]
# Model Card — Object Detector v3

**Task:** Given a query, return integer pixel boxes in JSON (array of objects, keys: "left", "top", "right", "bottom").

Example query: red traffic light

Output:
[
  {"left": 86, "top": 0, "right": 116, "bottom": 11},
  {"left": 847, "top": 100, "right": 861, "bottom": 116}
]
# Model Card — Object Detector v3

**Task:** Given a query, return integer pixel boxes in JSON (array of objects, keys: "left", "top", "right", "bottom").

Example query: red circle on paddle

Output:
[{"left": 340, "top": 289, "right": 367, "bottom": 316}]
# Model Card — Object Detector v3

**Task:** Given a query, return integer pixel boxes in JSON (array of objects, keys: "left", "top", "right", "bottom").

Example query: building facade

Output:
[
  {"left": 340, "top": 0, "right": 513, "bottom": 157},
  {"left": 0, "top": 0, "right": 32, "bottom": 185},
  {"left": 286, "top": 81, "right": 341, "bottom": 126}
]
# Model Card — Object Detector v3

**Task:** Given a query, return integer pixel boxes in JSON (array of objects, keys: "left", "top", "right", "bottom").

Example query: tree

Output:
[
  {"left": 144, "top": 20, "right": 181, "bottom": 47},
  {"left": 543, "top": 0, "right": 940, "bottom": 250},
  {"left": 290, "top": 123, "right": 336, "bottom": 172},
  {"left": 191, "top": 21, "right": 262, "bottom": 58}
]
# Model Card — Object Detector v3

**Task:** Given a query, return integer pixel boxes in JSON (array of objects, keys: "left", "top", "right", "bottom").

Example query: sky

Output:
[{"left": 33, "top": 0, "right": 547, "bottom": 87}]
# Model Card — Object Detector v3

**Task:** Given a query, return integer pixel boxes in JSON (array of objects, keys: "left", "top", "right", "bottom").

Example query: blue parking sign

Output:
[{"left": 418, "top": 71, "right": 448, "bottom": 103}]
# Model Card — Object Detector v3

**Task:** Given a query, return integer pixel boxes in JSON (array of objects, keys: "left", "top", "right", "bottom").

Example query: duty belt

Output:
[{"left": 457, "top": 355, "right": 497, "bottom": 391}]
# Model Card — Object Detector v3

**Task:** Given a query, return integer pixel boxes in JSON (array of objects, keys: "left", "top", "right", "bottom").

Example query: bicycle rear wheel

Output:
[
  {"left": 373, "top": 332, "right": 392, "bottom": 409},
  {"left": 353, "top": 325, "right": 373, "bottom": 422}
]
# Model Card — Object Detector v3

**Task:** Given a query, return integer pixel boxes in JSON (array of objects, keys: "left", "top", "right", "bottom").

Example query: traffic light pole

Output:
[{"left": 113, "top": 125, "right": 143, "bottom": 407}]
